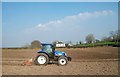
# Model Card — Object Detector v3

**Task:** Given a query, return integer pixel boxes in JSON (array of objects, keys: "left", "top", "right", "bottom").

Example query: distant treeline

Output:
[
  {"left": 71, "top": 41, "right": 120, "bottom": 48},
  {"left": 3, "top": 41, "right": 119, "bottom": 49},
  {"left": 3, "top": 30, "right": 120, "bottom": 49},
  {"left": 2, "top": 47, "right": 30, "bottom": 49},
  {"left": 67, "top": 30, "right": 120, "bottom": 48}
]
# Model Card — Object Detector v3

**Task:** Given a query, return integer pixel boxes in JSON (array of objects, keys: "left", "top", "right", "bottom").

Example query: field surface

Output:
[{"left": 2, "top": 47, "right": 119, "bottom": 75}]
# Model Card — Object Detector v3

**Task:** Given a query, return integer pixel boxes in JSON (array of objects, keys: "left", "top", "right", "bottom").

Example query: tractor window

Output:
[{"left": 43, "top": 45, "right": 53, "bottom": 54}]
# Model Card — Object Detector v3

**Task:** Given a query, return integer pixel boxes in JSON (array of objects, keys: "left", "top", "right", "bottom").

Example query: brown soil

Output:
[{"left": 2, "top": 47, "right": 119, "bottom": 75}]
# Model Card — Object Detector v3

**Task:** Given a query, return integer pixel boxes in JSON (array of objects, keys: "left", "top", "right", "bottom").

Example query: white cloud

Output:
[
  {"left": 37, "top": 24, "right": 46, "bottom": 28},
  {"left": 24, "top": 10, "right": 114, "bottom": 34},
  {"left": 36, "top": 10, "right": 113, "bottom": 30},
  {"left": 77, "top": 10, "right": 113, "bottom": 20},
  {"left": 23, "top": 10, "right": 116, "bottom": 44}
]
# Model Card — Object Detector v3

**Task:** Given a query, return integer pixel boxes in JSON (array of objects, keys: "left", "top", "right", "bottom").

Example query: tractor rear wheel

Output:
[
  {"left": 58, "top": 56, "right": 68, "bottom": 66},
  {"left": 35, "top": 53, "right": 49, "bottom": 65}
]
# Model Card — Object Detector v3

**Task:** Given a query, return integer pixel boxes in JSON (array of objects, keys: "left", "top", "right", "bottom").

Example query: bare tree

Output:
[
  {"left": 31, "top": 40, "right": 41, "bottom": 49},
  {"left": 85, "top": 34, "right": 95, "bottom": 43},
  {"left": 110, "top": 30, "right": 120, "bottom": 42}
]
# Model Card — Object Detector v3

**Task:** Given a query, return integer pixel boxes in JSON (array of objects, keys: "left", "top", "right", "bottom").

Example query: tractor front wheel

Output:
[{"left": 58, "top": 56, "right": 68, "bottom": 66}]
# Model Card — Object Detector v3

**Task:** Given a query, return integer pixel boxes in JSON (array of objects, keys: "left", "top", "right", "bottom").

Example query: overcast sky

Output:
[{"left": 2, "top": 2, "right": 118, "bottom": 47}]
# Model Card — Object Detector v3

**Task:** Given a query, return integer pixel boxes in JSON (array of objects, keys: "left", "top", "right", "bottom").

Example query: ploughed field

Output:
[{"left": 2, "top": 47, "right": 119, "bottom": 75}]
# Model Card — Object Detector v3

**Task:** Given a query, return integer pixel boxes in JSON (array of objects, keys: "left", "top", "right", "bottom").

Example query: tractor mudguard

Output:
[{"left": 37, "top": 51, "right": 50, "bottom": 58}]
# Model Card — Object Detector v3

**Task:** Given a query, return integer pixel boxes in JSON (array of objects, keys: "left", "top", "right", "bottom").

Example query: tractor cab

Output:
[{"left": 40, "top": 43, "right": 55, "bottom": 58}]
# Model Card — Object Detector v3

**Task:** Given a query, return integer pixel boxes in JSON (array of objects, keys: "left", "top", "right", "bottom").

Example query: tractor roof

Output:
[{"left": 41, "top": 43, "right": 54, "bottom": 47}]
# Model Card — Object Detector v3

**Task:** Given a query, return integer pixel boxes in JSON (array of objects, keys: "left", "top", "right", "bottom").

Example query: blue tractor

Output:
[{"left": 35, "top": 43, "right": 71, "bottom": 66}]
